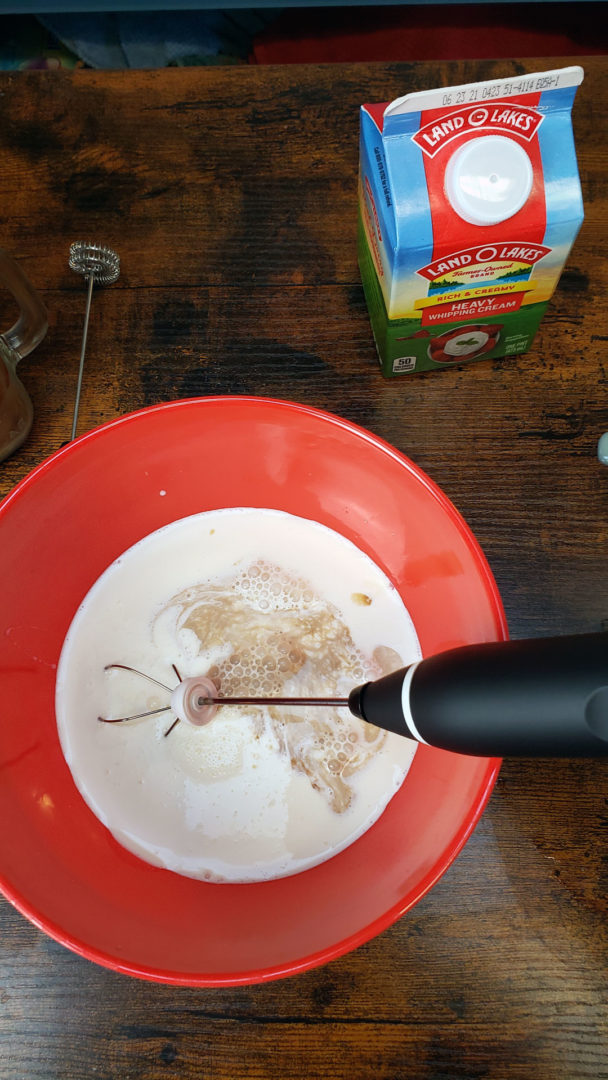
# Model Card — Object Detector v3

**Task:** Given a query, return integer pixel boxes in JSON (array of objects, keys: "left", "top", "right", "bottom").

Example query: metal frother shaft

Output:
[
  {"left": 99, "top": 633, "right": 608, "bottom": 757},
  {"left": 349, "top": 632, "right": 608, "bottom": 757},
  {"left": 68, "top": 242, "right": 120, "bottom": 440}
]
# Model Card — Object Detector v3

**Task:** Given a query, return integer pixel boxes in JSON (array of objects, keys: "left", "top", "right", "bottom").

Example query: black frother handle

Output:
[{"left": 348, "top": 633, "right": 608, "bottom": 757}]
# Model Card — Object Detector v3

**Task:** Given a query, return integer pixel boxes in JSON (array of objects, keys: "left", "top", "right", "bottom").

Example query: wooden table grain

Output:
[{"left": 0, "top": 58, "right": 607, "bottom": 1080}]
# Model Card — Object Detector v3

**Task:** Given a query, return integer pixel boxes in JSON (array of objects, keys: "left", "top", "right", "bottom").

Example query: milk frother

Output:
[
  {"left": 68, "top": 241, "right": 120, "bottom": 440},
  {"left": 100, "top": 632, "right": 608, "bottom": 757},
  {"left": 347, "top": 632, "right": 608, "bottom": 757}
]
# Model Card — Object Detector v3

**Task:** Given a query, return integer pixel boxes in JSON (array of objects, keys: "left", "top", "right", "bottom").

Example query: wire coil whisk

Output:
[{"left": 69, "top": 241, "right": 120, "bottom": 441}]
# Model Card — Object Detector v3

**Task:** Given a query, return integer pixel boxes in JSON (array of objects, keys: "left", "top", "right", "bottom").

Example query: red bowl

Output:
[{"left": 0, "top": 397, "right": 506, "bottom": 985}]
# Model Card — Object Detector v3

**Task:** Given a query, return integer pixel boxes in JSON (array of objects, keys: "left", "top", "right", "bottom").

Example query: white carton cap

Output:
[{"left": 445, "top": 135, "right": 533, "bottom": 226}]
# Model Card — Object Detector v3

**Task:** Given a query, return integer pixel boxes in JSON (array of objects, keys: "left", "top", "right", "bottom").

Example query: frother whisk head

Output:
[
  {"left": 98, "top": 663, "right": 349, "bottom": 737},
  {"left": 69, "top": 241, "right": 120, "bottom": 286}
]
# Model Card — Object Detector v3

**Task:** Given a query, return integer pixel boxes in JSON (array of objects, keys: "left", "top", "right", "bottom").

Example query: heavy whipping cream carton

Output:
[{"left": 358, "top": 67, "right": 584, "bottom": 375}]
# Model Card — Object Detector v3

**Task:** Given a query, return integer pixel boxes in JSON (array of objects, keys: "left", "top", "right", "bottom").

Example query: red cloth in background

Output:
[{"left": 251, "top": 4, "right": 607, "bottom": 63}]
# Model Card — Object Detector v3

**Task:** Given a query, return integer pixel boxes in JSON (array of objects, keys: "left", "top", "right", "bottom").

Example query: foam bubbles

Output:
[{"left": 158, "top": 556, "right": 393, "bottom": 815}]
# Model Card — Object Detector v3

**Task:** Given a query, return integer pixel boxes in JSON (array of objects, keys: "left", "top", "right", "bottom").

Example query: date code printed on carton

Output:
[{"left": 393, "top": 355, "right": 417, "bottom": 373}]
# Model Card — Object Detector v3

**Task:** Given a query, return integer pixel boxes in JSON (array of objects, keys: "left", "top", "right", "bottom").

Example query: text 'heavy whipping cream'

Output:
[
  {"left": 358, "top": 67, "right": 584, "bottom": 375},
  {"left": 55, "top": 509, "right": 420, "bottom": 882}
]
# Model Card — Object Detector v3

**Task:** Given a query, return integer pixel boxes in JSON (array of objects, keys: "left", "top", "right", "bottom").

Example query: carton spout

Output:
[{"left": 444, "top": 135, "right": 533, "bottom": 227}]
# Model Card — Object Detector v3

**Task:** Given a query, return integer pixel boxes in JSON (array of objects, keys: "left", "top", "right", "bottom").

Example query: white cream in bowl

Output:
[{"left": 56, "top": 508, "right": 420, "bottom": 882}]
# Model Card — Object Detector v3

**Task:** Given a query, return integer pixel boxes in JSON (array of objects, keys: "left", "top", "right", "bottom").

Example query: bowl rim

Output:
[{"left": 0, "top": 395, "right": 507, "bottom": 985}]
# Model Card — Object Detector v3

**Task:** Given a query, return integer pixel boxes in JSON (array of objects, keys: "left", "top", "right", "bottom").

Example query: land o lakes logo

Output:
[
  {"left": 412, "top": 104, "right": 544, "bottom": 157},
  {"left": 413, "top": 243, "right": 552, "bottom": 326},
  {"left": 417, "top": 243, "right": 551, "bottom": 285}
]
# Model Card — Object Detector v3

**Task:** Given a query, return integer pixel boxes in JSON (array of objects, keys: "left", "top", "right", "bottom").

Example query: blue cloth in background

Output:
[
  {"left": 39, "top": 10, "right": 280, "bottom": 67},
  {"left": 0, "top": 14, "right": 77, "bottom": 69}
]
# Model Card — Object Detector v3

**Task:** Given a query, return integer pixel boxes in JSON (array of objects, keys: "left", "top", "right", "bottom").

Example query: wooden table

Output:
[{"left": 1, "top": 57, "right": 607, "bottom": 1080}]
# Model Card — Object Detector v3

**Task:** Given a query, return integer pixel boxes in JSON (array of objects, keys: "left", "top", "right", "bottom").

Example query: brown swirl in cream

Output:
[{"left": 156, "top": 560, "right": 403, "bottom": 814}]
